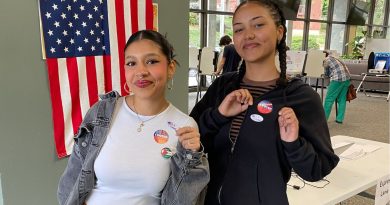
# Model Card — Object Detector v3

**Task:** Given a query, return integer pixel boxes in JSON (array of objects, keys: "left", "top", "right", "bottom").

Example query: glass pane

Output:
[
  {"left": 333, "top": 0, "right": 348, "bottom": 22},
  {"left": 297, "top": 0, "right": 307, "bottom": 19},
  {"left": 189, "top": 12, "right": 201, "bottom": 48},
  {"left": 208, "top": 0, "right": 240, "bottom": 12},
  {"left": 207, "top": 14, "right": 234, "bottom": 49},
  {"left": 373, "top": 0, "right": 385, "bottom": 25},
  {"left": 190, "top": 0, "right": 201, "bottom": 10},
  {"left": 355, "top": 25, "right": 367, "bottom": 37},
  {"left": 330, "top": 24, "right": 346, "bottom": 55},
  {"left": 289, "top": 21, "right": 305, "bottom": 51},
  {"left": 310, "top": 0, "right": 328, "bottom": 20},
  {"left": 308, "top": 22, "right": 327, "bottom": 50},
  {"left": 372, "top": 27, "right": 385, "bottom": 38}
]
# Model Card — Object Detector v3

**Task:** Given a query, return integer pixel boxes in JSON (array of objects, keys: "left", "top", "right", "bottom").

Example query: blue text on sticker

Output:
[{"left": 250, "top": 114, "right": 264, "bottom": 122}]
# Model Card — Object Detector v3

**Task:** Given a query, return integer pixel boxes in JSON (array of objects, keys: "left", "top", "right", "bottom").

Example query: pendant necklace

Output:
[{"left": 132, "top": 100, "right": 167, "bottom": 132}]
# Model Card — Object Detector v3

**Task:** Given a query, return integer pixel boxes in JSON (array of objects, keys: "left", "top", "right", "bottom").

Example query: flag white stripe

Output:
[
  {"left": 107, "top": 2, "right": 121, "bottom": 93},
  {"left": 76, "top": 57, "right": 91, "bottom": 118},
  {"left": 138, "top": 0, "right": 146, "bottom": 30},
  {"left": 95, "top": 56, "right": 105, "bottom": 95},
  {"left": 57, "top": 58, "right": 74, "bottom": 154},
  {"left": 124, "top": 0, "right": 133, "bottom": 41}
]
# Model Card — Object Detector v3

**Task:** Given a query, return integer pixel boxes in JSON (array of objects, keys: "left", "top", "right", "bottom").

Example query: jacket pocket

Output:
[{"left": 74, "top": 126, "right": 93, "bottom": 160}]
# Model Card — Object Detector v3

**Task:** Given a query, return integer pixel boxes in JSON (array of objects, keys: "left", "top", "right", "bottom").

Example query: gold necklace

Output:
[{"left": 132, "top": 100, "right": 167, "bottom": 132}]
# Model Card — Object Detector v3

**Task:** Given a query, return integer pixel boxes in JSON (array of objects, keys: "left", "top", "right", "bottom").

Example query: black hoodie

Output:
[{"left": 190, "top": 72, "right": 339, "bottom": 205}]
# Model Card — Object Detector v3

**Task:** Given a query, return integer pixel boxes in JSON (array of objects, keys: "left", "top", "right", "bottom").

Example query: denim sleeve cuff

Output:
[
  {"left": 177, "top": 142, "right": 205, "bottom": 167},
  {"left": 282, "top": 138, "right": 302, "bottom": 152}
]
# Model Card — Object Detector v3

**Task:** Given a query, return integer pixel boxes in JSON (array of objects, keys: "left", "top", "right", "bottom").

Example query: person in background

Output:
[
  {"left": 323, "top": 50, "right": 351, "bottom": 124},
  {"left": 190, "top": 1, "right": 339, "bottom": 204},
  {"left": 57, "top": 30, "right": 209, "bottom": 205},
  {"left": 214, "top": 35, "right": 242, "bottom": 75}
]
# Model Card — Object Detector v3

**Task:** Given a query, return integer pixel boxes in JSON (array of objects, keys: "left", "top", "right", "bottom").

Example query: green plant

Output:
[
  {"left": 345, "top": 35, "right": 365, "bottom": 59},
  {"left": 290, "top": 36, "right": 320, "bottom": 50},
  {"left": 189, "top": 13, "right": 198, "bottom": 26}
]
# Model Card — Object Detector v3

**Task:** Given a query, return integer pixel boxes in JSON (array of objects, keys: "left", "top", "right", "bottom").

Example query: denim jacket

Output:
[{"left": 57, "top": 91, "right": 210, "bottom": 205}]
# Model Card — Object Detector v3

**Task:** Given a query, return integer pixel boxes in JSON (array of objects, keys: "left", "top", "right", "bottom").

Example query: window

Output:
[
  {"left": 297, "top": 0, "right": 307, "bottom": 19},
  {"left": 207, "top": 14, "right": 233, "bottom": 49},
  {"left": 189, "top": 12, "right": 201, "bottom": 48},
  {"left": 373, "top": 0, "right": 385, "bottom": 25},
  {"left": 190, "top": 0, "right": 201, "bottom": 9},
  {"left": 330, "top": 24, "right": 346, "bottom": 55},
  {"left": 308, "top": 22, "right": 327, "bottom": 50},
  {"left": 208, "top": 0, "right": 240, "bottom": 12},
  {"left": 287, "top": 20, "right": 305, "bottom": 51},
  {"left": 189, "top": 0, "right": 390, "bottom": 64},
  {"left": 310, "top": 0, "right": 328, "bottom": 20},
  {"left": 333, "top": 0, "right": 348, "bottom": 22}
]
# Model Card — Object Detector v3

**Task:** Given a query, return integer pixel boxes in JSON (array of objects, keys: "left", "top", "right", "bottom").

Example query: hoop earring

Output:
[
  {"left": 167, "top": 78, "right": 174, "bottom": 90},
  {"left": 123, "top": 82, "right": 131, "bottom": 94}
]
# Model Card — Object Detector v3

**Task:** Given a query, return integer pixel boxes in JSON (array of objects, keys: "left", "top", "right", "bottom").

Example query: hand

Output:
[
  {"left": 213, "top": 71, "right": 220, "bottom": 75},
  {"left": 278, "top": 107, "right": 299, "bottom": 142},
  {"left": 218, "top": 89, "right": 253, "bottom": 117},
  {"left": 176, "top": 126, "right": 201, "bottom": 152}
]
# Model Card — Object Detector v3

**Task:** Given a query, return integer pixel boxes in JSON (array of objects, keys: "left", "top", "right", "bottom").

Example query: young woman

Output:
[
  {"left": 190, "top": 1, "right": 339, "bottom": 204},
  {"left": 57, "top": 30, "right": 209, "bottom": 205}
]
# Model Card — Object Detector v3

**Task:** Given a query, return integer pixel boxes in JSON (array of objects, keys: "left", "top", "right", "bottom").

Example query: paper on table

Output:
[
  {"left": 340, "top": 143, "right": 381, "bottom": 160},
  {"left": 332, "top": 141, "right": 353, "bottom": 149}
]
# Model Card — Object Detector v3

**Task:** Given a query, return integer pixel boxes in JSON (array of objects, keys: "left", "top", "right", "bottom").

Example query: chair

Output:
[
  {"left": 189, "top": 47, "right": 200, "bottom": 70},
  {"left": 188, "top": 47, "right": 200, "bottom": 87},
  {"left": 196, "top": 47, "right": 217, "bottom": 103}
]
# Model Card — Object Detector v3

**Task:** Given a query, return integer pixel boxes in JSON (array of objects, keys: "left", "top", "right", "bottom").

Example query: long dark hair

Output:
[
  {"left": 124, "top": 30, "right": 178, "bottom": 65},
  {"left": 234, "top": 0, "right": 288, "bottom": 86}
]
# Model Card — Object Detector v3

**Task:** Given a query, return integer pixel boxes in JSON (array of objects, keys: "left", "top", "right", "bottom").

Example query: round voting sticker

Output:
[
  {"left": 257, "top": 100, "right": 273, "bottom": 114},
  {"left": 250, "top": 114, "right": 264, "bottom": 122},
  {"left": 161, "top": 147, "right": 173, "bottom": 159},
  {"left": 154, "top": 130, "right": 169, "bottom": 144}
]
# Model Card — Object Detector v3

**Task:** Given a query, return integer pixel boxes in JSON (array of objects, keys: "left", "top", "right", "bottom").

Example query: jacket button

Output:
[
  {"left": 186, "top": 154, "right": 193, "bottom": 160},
  {"left": 81, "top": 141, "right": 87, "bottom": 147}
]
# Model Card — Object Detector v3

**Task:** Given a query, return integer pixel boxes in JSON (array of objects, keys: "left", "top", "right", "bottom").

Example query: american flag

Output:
[{"left": 39, "top": 0, "right": 153, "bottom": 158}]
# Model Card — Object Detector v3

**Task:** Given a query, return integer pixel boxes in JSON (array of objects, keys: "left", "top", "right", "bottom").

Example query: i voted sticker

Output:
[
  {"left": 250, "top": 114, "right": 264, "bottom": 122},
  {"left": 154, "top": 130, "right": 169, "bottom": 144},
  {"left": 257, "top": 100, "right": 273, "bottom": 114}
]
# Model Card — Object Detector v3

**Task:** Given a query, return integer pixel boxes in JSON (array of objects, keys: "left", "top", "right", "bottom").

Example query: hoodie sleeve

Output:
[{"left": 282, "top": 83, "right": 339, "bottom": 182}]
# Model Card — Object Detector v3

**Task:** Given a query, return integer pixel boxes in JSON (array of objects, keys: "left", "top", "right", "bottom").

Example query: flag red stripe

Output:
[
  {"left": 47, "top": 59, "right": 67, "bottom": 158},
  {"left": 66, "top": 58, "right": 83, "bottom": 134},
  {"left": 145, "top": 0, "right": 153, "bottom": 30},
  {"left": 130, "top": 0, "right": 139, "bottom": 32},
  {"left": 103, "top": 55, "right": 112, "bottom": 93},
  {"left": 115, "top": 0, "right": 127, "bottom": 95},
  {"left": 86, "top": 56, "right": 99, "bottom": 106}
]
